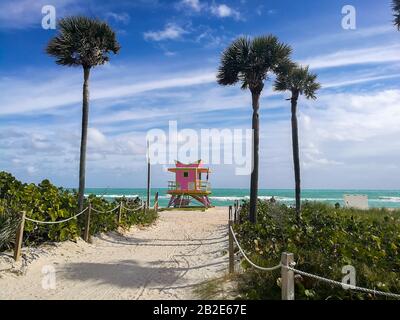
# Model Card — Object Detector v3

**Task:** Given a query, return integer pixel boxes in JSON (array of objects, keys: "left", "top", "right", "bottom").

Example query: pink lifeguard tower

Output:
[{"left": 167, "top": 160, "right": 212, "bottom": 208}]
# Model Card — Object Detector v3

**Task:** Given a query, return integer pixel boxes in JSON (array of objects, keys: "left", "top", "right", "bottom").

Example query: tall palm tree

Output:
[
  {"left": 46, "top": 16, "right": 120, "bottom": 211},
  {"left": 392, "top": 0, "right": 400, "bottom": 29},
  {"left": 217, "top": 35, "right": 292, "bottom": 223},
  {"left": 274, "top": 65, "right": 320, "bottom": 221}
]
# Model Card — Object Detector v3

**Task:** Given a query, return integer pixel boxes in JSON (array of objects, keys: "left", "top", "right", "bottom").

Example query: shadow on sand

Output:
[{"left": 60, "top": 259, "right": 226, "bottom": 289}]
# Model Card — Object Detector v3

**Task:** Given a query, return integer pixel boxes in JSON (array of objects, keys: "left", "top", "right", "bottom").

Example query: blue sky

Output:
[{"left": 1, "top": 0, "right": 400, "bottom": 189}]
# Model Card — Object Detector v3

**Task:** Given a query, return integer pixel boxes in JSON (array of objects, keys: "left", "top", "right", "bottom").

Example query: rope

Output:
[
  {"left": 24, "top": 207, "right": 88, "bottom": 225},
  {"left": 285, "top": 265, "right": 400, "bottom": 299},
  {"left": 91, "top": 204, "right": 120, "bottom": 214},
  {"left": 230, "top": 224, "right": 400, "bottom": 299},
  {"left": 229, "top": 226, "right": 281, "bottom": 271}
]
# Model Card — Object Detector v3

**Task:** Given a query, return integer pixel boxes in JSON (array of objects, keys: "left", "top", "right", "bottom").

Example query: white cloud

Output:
[
  {"left": 254, "top": 88, "right": 400, "bottom": 188},
  {"left": 302, "top": 44, "right": 400, "bottom": 69},
  {"left": 92, "top": 71, "right": 216, "bottom": 101},
  {"left": 302, "top": 142, "right": 343, "bottom": 169},
  {"left": 144, "top": 23, "right": 189, "bottom": 41},
  {"left": 297, "top": 25, "right": 394, "bottom": 50},
  {"left": 104, "top": 12, "right": 130, "bottom": 24},
  {"left": 298, "top": 89, "right": 400, "bottom": 175},
  {"left": 178, "top": 0, "right": 202, "bottom": 12},
  {"left": 210, "top": 4, "right": 241, "bottom": 20},
  {"left": 175, "top": 0, "right": 241, "bottom": 20},
  {"left": 323, "top": 73, "right": 400, "bottom": 89},
  {"left": 88, "top": 128, "right": 107, "bottom": 148},
  {"left": 306, "top": 90, "right": 400, "bottom": 142},
  {"left": 27, "top": 166, "right": 37, "bottom": 175},
  {"left": 0, "top": 68, "right": 217, "bottom": 116},
  {"left": 31, "top": 133, "right": 51, "bottom": 150}
]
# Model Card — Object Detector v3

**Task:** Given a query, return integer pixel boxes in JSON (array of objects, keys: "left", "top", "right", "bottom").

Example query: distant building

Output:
[{"left": 343, "top": 194, "right": 369, "bottom": 210}]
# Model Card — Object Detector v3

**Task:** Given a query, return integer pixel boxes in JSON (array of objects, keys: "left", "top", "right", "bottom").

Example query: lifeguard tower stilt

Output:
[{"left": 167, "top": 160, "right": 212, "bottom": 208}]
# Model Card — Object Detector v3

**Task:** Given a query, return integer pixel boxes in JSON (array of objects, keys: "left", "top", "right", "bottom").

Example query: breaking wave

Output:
[
  {"left": 376, "top": 196, "right": 400, "bottom": 203},
  {"left": 85, "top": 194, "right": 139, "bottom": 198}
]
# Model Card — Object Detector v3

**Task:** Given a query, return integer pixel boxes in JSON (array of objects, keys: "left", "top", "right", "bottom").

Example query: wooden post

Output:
[
  {"left": 154, "top": 192, "right": 159, "bottom": 212},
  {"left": 117, "top": 202, "right": 122, "bottom": 225},
  {"left": 281, "top": 252, "right": 295, "bottom": 300},
  {"left": 84, "top": 203, "right": 91, "bottom": 243},
  {"left": 14, "top": 211, "right": 26, "bottom": 261},
  {"left": 233, "top": 202, "right": 237, "bottom": 224},
  {"left": 235, "top": 200, "right": 240, "bottom": 224},
  {"left": 235, "top": 200, "right": 239, "bottom": 224},
  {"left": 146, "top": 140, "right": 151, "bottom": 211},
  {"left": 228, "top": 206, "right": 234, "bottom": 274},
  {"left": 143, "top": 201, "right": 147, "bottom": 214}
]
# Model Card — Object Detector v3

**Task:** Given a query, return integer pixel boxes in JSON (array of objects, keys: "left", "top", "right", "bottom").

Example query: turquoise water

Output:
[{"left": 84, "top": 188, "right": 400, "bottom": 209}]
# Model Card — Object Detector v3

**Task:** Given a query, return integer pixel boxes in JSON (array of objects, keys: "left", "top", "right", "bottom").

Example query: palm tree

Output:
[
  {"left": 392, "top": 0, "right": 400, "bottom": 29},
  {"left": 274, "top": 65, "right": 320, "bottom": 221},
  {"left": 217, "top": 35, "right": 292, "bottom": 223},
  {"left": 46, "top": 16, "right": 120, "bottom": 211}
]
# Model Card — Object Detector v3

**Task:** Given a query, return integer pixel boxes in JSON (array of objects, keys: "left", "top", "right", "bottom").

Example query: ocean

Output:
[{"left": 84, "top": 188, "right": 400, "bottom": 209}]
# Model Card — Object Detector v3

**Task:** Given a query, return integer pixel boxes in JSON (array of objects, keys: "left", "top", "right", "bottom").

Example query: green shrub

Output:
[
  {"left": 235, "top": 200, "right": 400, "bottom": 300},
  {"left": 0, "top": 171, "right": 158, "bottom": 250}
]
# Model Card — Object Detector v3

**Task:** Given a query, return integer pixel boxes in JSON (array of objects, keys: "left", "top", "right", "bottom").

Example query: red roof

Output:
[{"left": 175, "top": 160, "right": 203, "bottom": 168}]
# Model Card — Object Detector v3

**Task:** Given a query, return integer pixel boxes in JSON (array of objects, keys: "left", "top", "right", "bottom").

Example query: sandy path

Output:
[{"left": 0, "top": 207, "right": 229, "bottom": 300}]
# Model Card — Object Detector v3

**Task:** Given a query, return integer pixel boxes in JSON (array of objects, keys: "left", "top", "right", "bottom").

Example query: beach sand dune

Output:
[{"left": 0, "top": 207, "right": 229, "bottom": 300}]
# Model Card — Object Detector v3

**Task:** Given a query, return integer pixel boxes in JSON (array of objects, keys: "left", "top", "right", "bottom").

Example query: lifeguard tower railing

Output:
[
  {"left": 168, "top": 181, "right": 178, "bottom": 190},
  {"left": 196, "top": 180, "right": 211, "bottom": 192},
  {"left": 168, "top": 180, "right": 211, "bottom": 192}
]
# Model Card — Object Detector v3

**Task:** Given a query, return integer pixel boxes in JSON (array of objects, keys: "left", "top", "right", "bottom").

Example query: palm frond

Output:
[
  {"left": 393, "top": 0, "right": 400, "bottom": 29},
  {"left": 217, "top": 34, "right": 292, "bottom": 93},
  {"left": 217, "top": 37, "right": 250, "bottom": 86},
  {"left": 303, "top": 71, "right": 321, "bottom": 100},
  {"left": 46, "top": 16, "right": 120, "bottom": 68},
  {"left": 274, "top": 64, "right": 320, "bottom": 100}
]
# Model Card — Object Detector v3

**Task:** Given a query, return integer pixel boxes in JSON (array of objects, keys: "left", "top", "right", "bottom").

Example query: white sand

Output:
[{"left": 0, "top": 207, "right": 229, "bottom": 300}]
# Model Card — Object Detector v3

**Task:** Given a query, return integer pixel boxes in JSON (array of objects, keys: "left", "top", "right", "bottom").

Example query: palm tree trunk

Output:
[
  {"left": 249, "top": 91, "right": 260, "bottom": 224},
  {"left": 78, "top": 67, "right": 91, "bottom": 212},
  {"left": 291, "top": 91, "right": 301, "bottom": 221}
]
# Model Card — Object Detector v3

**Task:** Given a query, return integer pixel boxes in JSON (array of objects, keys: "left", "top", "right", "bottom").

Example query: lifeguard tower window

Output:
[{"left": 183, "top": 172, "right": 188, "bottom": 177}]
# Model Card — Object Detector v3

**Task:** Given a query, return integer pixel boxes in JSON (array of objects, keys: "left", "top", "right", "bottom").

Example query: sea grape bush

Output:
[
  {"left": 0, "top": 171, "right": 157, "bottom": 251},
  {"left": 235, "top": 200, "right": 400, "bottom": 300}
]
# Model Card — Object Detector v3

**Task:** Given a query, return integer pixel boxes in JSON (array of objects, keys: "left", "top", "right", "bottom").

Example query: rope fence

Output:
[
  {"left": 24, "top": 207, "right": 88, "bottom": 224},
  {"left": 11, "top": 193, "right": 159, "bottom": 261},
  {"left": 227, "top": 205, "right": 400, "bottom": 300},
  {"left": 91, "top": 204, "right": 121, "bottom": 214},
  {"left": 229, "top": 226, "right": 281, "bottom": 271},
  {"left": 285, "top": 265, "right": 400, "bottom": 300}
]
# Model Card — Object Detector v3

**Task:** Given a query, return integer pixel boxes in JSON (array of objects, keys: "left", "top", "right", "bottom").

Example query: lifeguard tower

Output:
[{"left": 167, "top": 160, "right": 212, "bottom": 208}]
